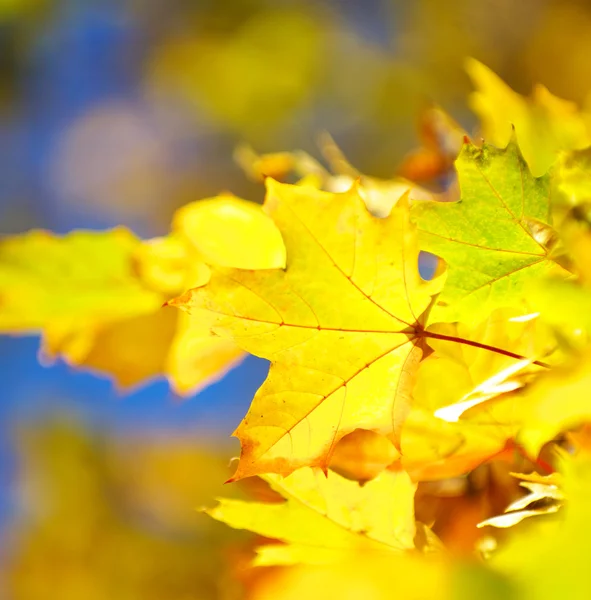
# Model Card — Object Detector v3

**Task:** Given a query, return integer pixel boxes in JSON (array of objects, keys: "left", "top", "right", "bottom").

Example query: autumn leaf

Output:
[
  {"left": 412, "top": 138, "right": 565, "bottom": 323},
  {"left": 516, "top": 351, "right": 591, "bottom": 457},
  {"left": 398, "top": 408, "right": 508, "bottom": 482},
  {"left": 415, "top": 313, "right": 548, "bottom": 417},
  {"left": 397, "top": 103, "right": 466, "bottom": 183},
  {"left": 0, "top": 228, "right": 161, "bottom": 332},
  {"left": 205, "top": 467, "right": 419, "bottom": 566},
  {"left": 49, "top": 306, "right": 179, "bottom": 389},
  {"left": 0, "top": 228, "right": 170, "bottom": 387},
  {"left": 329, "top": 429, "right": 399, "bottom": 483},
  {"left": 154, "top": 194, "right": 286, "bottom": 394},
  {"left": 466, "top": 58, "right": 591, "bottom": 177},
  {"left": 477, "top": 473, "right": 563, "bottom": 529},
  {"left": 171, "top": 180, "right": 443, "bottom": 479},
  {"left": 0, "top": 196, "right": 285, "bottom": 394},
  {"left": 236, "top": 134, "right": 437, "bottom": 219},
  {"left": 171, "top": 194, "right": 286, "bottom": 271},
  {"left": 489, "top": 448, "right": 591, "bottom": 600}
]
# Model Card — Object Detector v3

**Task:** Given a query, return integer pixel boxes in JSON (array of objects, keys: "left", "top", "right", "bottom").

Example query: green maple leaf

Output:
[{"left": 412, "top": 138, "right": 565, "bottom": 323}]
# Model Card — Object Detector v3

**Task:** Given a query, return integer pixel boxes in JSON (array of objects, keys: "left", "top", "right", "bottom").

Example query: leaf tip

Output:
[{"left": 165, "top": 289, "right": 193, "bottom": 311}]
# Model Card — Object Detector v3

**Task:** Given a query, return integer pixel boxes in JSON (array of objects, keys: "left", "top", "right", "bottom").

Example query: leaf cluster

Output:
[{"left": 4, "top": 59, "right": 591, "bottom": 597}]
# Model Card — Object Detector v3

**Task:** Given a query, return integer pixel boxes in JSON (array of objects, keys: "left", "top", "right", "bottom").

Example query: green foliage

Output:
[{"left": 412, "top": 139, "right": 561, "bottom": 322}]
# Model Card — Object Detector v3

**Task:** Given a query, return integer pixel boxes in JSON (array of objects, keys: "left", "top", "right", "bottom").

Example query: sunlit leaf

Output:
[
  {"left": 412, "top": 138, "right": 566, "bottom": 323},
  {"left": 171, "top": 180, "right": 443, "bottom": 479},
  {"left": 205, "top": 467, "right": 419, "bottom": 566}
]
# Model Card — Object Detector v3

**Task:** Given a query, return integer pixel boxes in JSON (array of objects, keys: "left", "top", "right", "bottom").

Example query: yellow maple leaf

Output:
[
  {"left": 170, "top": 180, "right": 443, "bottom": 479},
  {"left": 328, "top": 429, "right": 399, "bottom": 483},
  {"left": 205, "top": 467, "right": 419, "bottom": 566},
  {"left": 400, "top": 408, "right": 514, "bottom": 482},
  {"left": 171, "top": 194, "right": 286, "bottom": 271}
]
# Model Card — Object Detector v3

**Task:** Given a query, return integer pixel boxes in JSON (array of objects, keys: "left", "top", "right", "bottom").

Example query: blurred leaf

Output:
[
  {"left": 235, "top": 137, "right": 436, "bottom": 218},
  {"left": 0, "top": 195, "right": 285, "bottom": 394},
  {"left": 397, "top": 104, "right": 466, "bottom": 183},
  {"left": 477, "top": 475, "right": 563, "bottom": 529},
  {"left": 400, "top": 408, "right": 514, "bottom": 482},
  {"left": 165, "top": 309, "right": 245, "bottom": 395},
  {"left": 250, "top": 553, "right": 449, "bottom": 600},
  {"left": 172, "top": 194, "right": 286, "bottom": 270},
  {"left": 0, "top": 228, "right": 174, "bottom": 389},
  {"left": 146, "top": 8, "right": 325, "bottom": 139},
  {"left": 489, "top": 448, "right": 591, "bottom": 600},
  {"left": 329, "top": 429, "right": 399, "bottom": 483},
  {"left": 206, "top": 467, "right": 419, "bottom": 566},
  {"left": 466, "top": 58, "right": 591, "bottom": 176},
  {"left": 0, "top": 228, "right": 161, "bottom": 332},
  {"left": 49, "top": 306, "right": 178, "bottom": 388},
  {"left": 517, "top": 351, "right": 591, "bottom": 456}
]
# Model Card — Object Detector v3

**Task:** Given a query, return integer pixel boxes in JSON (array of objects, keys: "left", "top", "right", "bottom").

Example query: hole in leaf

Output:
[{"left": 418, "top": 251, "right": 438, "bottom": 280}]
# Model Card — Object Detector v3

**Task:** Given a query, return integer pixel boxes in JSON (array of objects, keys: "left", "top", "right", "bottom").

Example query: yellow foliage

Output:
[
  {"left": 4, "top": 421, "right": 240, "bottom": 600},
  {"left": 0, "top": 195, "right": 285, "bottom": 394},
  {"left": 516, "top": 351, "right": 591, "bottom": 456},
  {"left": 0, "top": 227, "right": 161, "bottom": 332},
  {"left": 250, "top": 554, "right": 449, "bottom": 600},
  {"left": 145, "top": 8, "right": 325, "bottom": 138},
  {"left": 489, "top": 449, "right": 591, "bottom": 600}
]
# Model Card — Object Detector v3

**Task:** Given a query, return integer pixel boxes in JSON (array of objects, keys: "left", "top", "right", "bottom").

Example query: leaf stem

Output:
[
  {"left": 511, "top": 441, "right": 554, "bottom": 474},
  {"left": 421, "top": 330, "right": 551, "bottom": 369}
]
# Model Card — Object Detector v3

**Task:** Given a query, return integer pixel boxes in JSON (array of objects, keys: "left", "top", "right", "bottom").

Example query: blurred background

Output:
[{"left": 1, "top": 0, "right": 591, "bottom": 597}]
